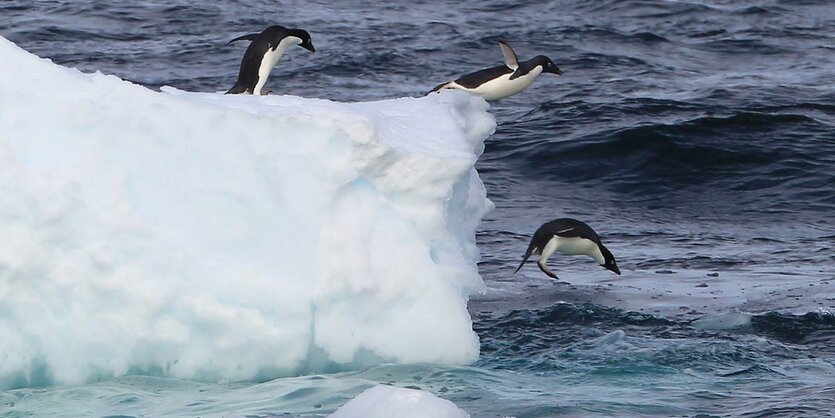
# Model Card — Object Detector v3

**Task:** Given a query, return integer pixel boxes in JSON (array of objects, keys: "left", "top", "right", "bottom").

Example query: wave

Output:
[
  {"left": 476, "top": 303, "right": 835, "bottom": 372},
  {"left": 487, "top": 109, "right": 835, "bottom": 208},
  {"left": 752, "top": 309, "right": 835, "bottom": 344}
]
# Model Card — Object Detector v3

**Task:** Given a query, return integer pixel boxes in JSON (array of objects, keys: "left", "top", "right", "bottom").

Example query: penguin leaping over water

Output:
[
  {"left": 514, "top": 218, "right": 620, "bottom": 280},
  {"left": 430, "top": 41, "right": 562, "bottom": 101},
  {"left": 226, "top": 25, "right": 315, "bottom": 95}
]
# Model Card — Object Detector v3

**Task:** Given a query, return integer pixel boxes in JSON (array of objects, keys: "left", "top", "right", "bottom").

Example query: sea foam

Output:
[{"left": 0, "top": 37, "right": 495, "bottom": 389}]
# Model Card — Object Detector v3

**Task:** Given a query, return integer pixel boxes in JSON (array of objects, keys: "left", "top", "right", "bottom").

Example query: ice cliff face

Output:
[{"left": 0, "top": 37, "right": 495, "bottom": 388}]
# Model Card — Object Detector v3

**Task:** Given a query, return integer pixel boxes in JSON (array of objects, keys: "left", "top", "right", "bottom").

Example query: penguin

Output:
[
  {"left": 226, "top": 25, "right": 315, "bottom": 95},
  {"left": 514, "top": 218, "right": 620, "bottom": 280},
  {"left": 430, "top": 41, "right": 562, "bottom": 101}
]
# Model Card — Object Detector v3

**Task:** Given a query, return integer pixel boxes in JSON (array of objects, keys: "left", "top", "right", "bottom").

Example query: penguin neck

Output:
[
  {"left": 274, "top": 36, "right": 302, "bottom": 56},
  {"left": 516, "top": 59, "right": 544, "bottom": 78},
  {"left": 589, "top": 244, "right": 605, "bottom": 265},
  {"left": 507, "top": 65, "right": 543, "bottom": 93},
  {"left": 253, "top": 36, "right": 301, "bottom": 95},
  {"left": 528, "top": 65, "right": 544, "bottom": 80}
]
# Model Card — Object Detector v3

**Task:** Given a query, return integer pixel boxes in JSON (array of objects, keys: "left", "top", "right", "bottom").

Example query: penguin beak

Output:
[
  {"left": 302, "top": 41, "right": 315, "bottom": 53},
  {"left": 604, "top": 263, "right": 621, "bottom": 275},
  {"left": 551, "top": 66, "right": 563, "bottom": 76}
]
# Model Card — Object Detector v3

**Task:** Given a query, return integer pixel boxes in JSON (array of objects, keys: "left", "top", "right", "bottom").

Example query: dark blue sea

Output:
[{"left": 2, "top": 1, "right": 835, "bottom": 417}]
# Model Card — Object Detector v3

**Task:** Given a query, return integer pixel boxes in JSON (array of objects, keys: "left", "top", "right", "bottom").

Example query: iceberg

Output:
[{"left": 0, "top": 37, "right": 495, "bottom": 388}]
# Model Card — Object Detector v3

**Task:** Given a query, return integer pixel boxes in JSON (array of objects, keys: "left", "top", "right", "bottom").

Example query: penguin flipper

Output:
[
  {"left": 513, "top": 253, "right": 531, "bottom": 275},
  {"left": 498, "top": 41, "right": 519, "bottom": 70},
  {"left": 513, "top": 241, "right": 539, "bottom": 275},
  {"left": 227, "top": 33, "right": 259, "bottom": 45}
]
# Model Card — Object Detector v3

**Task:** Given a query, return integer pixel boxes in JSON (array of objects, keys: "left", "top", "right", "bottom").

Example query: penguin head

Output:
[
  {"left": 599, "top": 245, "right": 621, "bottom": 275},
  {"left": 289, "top": 29, "right": 315, "bottom": 52},
  {"left": 535, "top": 56, "right": 563, "bottom": 75}
]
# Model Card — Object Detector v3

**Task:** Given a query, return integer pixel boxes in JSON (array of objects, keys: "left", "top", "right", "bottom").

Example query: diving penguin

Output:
[
  {"left": 514, "top": 218, "right": 621, "bottom": 280},
  {"left": 226, "top": 25, "right": 315, "bottom": 95},
  {"left": 430, "top": 41, "right": 562, "bottom": 101}
]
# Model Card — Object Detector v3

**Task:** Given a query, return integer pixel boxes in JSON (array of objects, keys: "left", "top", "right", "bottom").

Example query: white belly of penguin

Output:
[
  {"left": 540, "top": 236, "right": 604, "bottom": 264},
  {"left": 459, "top": 66, "right": 542, "bottom": 100},
  {"left": 252, "top": 37, "right": 300, "bottom": 95}
]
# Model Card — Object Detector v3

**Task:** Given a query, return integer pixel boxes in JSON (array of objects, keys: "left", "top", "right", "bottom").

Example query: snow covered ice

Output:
[{"left": 0, "top": 36, "right": 495, "bottom": 388}]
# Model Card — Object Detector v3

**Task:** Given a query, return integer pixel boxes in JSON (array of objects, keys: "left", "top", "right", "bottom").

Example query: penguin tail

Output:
[
  {"left": 227, "top": 33, "right": 259, "bottom": 45},
  {"left": 428, "top": 81, "right": 452, "bottom": 95},
  {"left": 225, "top": 83, "right": 249, "bottom": 95}
]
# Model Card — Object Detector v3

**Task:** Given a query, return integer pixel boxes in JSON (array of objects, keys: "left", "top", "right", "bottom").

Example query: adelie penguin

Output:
[
  {"left": 226, "top": 25, "right": 315, "bottom": 95},
  {"left": 430, "top": 41, "right": 562, "bottom": 101},
  {"left": 514, "top": 218, "right": 621, "bottom": 281}
]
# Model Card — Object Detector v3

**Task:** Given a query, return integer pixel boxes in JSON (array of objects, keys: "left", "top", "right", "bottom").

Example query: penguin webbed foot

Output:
[{"left": 537, "top": 261, "right": 559, "bottom": 280}]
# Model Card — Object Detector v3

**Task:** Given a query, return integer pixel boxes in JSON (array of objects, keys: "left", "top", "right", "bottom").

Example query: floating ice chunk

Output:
[
  {"left": 590, "top": 329, "right": 632, "bottom": 351},
  {"left": 693, "top": 311, "right": 753, "bottom": 331},
  {"left": 329, "top": 385, "right": 470, "bottom": 418}
]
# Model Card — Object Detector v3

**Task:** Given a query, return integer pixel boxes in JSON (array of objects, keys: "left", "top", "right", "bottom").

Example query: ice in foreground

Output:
[
  {"left": 0, "top": 37, "right": 495, "bottom": 388},
  {"left": 329, "top": 385, "right": 470, "bottom": 418}
]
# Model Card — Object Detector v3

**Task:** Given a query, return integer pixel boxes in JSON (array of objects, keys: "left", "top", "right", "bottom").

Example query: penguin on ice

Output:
[
  {"left": 226, "top": 25, "right": 315, "bottom": 95},
  {"left": 514, "top": 218, "right": 621, "bottom": 280},
  {"left": 430, "top": 41, "right": 562, "bottom": 101}
]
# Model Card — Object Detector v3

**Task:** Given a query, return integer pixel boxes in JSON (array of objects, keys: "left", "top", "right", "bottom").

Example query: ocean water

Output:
[{"left": 2, "top": 1, "right": 835, "bottom": 417}]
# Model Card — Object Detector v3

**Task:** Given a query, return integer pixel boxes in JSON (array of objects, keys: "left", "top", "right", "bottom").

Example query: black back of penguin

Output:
[
  {"left": 453, "top": 66, "right": 514, "bottom": 89},
  {"left": 537, "top": 218, "right": 602, "bottom": 244}
]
